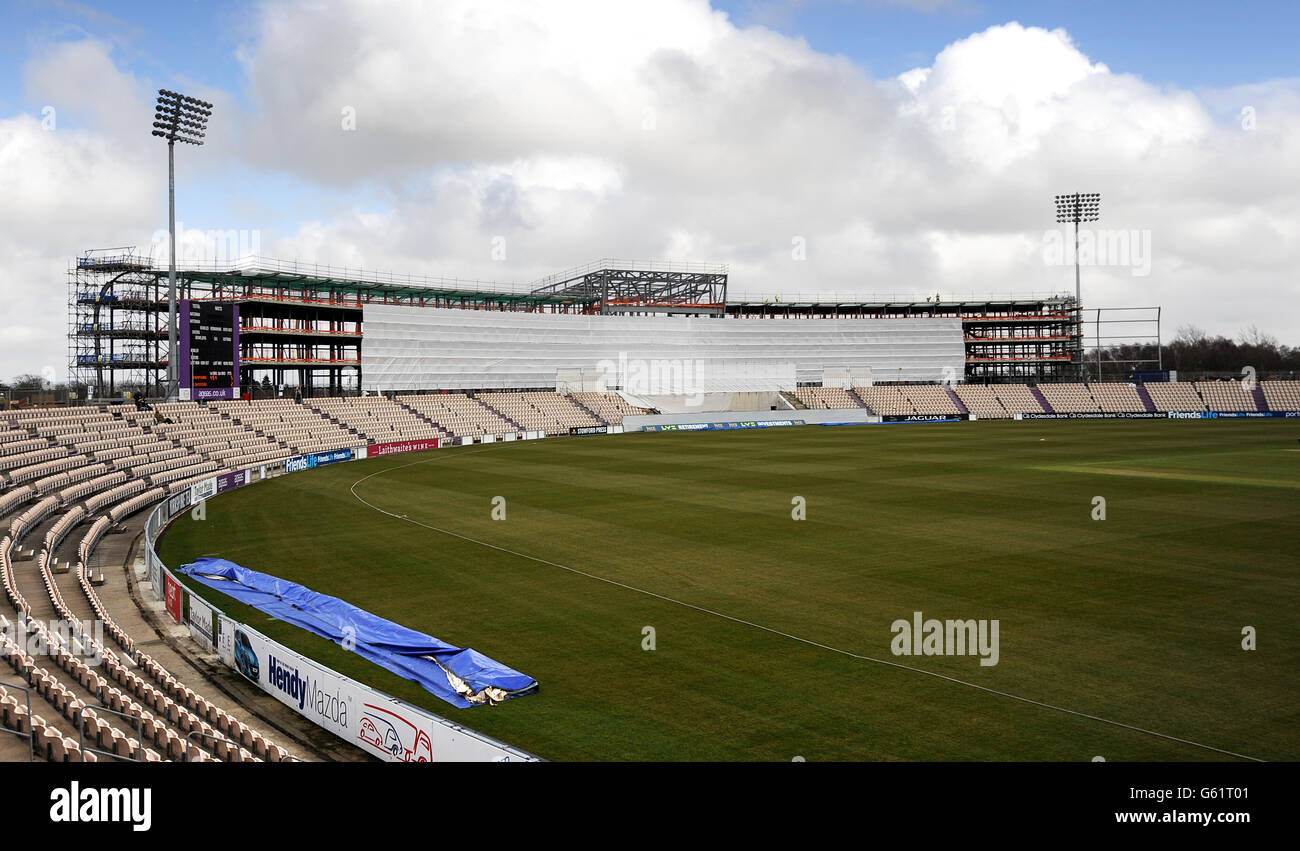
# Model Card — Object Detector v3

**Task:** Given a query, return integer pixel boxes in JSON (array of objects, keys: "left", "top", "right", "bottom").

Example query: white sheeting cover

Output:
[{"left": 362, "top": 305, "right": 964, "bottom": 392}]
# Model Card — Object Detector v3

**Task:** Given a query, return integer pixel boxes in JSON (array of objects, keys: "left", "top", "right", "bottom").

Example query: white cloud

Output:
[{"left": 0, "top": 109, "right": 159, "bottom": 383}]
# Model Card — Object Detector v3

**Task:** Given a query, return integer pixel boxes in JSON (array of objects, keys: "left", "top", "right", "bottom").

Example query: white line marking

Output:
[{"left": 348, "top": 445, "right": 1265, "bottom": 762}]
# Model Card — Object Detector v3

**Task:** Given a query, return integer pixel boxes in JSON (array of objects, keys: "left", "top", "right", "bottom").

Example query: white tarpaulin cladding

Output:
[{"left": 361, "top": 305, "right": 964, "bottom": 392}]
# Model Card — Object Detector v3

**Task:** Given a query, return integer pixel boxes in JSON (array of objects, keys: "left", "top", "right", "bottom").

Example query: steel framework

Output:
[
  {"left": 1082, "top": 306, "right": 1163, "bottom": 381},
  {"left": 530, "top": 260, "right": 728, "bottom": 315}
]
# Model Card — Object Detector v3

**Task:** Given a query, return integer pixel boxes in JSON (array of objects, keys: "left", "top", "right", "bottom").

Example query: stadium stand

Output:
[
  {"left": 308, "top": 396, "right": 448, "bottom": 444},
  {"left": 852, "top": 385, "right": 913, "bottom": 416},
  {"left": 794, "top": 387, "right": 862, "bottom": 410},
  {"left": 1196, "top": 380, "right": 1259, "bottom": 412},
  {"left": 1086, "top": 383, "right": 1147, "bottom": 413},
  {"left": 953, "top": 385, "right": 1008, "bottom": 418},
  {"left": 476, "top": 391, "right": 603, "bottom": 435},
  {"left": 211, "top": 399, "right": 366, "bottom": 456},
  {"left": 990, "top": 384, "right": 1049, "bottom": 415},
  {"left": 1038, "top": 383, "right": 1101, "bottom": 414},
  {"left": 1261, "top": 380, "right": 1300, "bottom": 411},
  {"left": 1143, "top": 382, "right": 1206, "bottom": 412},
  {"left": 398, "top": 393, "right": 516, "bottom": 439},
  {"left": 0, "top": 404, "right": 297, "bottom": 762},
  {"left": 900, "top": 385, "right": 962, "bottom": 416},
  {"left": 152, "top": 402, "right": 291, "bottom": 470},
  {"left": 568, "top": 392, "right": 652, "bottom": 426}
]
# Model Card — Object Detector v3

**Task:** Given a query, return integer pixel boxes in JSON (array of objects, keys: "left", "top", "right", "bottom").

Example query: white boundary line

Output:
[{"left": 348, "top": 443, "right": 1265, "bottom": 762}]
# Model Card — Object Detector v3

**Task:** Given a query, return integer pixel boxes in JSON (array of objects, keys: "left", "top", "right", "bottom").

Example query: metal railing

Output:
[
  {"left": 114, "top": 255, "right": 543, "bottom": 296},
  {"left": 75, "top": 697, "right": 144, "bottom": 762},
  {"left": 185, "top": 728, "right": 244, "bottom": 762},
  {"left": 728, "top": 290, "right": 1075, "bottom": 304},
  {"left": 0, "top": 678, "right": 35, "bottom": 761}
]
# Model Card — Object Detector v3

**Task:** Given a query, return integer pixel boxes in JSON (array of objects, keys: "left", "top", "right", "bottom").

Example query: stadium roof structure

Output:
[
  {"left": 529, "top": 259, "right": 729, "bottom": 315},
  {"left": 79, "top": 255, "right": 737, "bottom": 313},
  {"left": 139, "top": 256, "right": 580, "bottom": 310}
]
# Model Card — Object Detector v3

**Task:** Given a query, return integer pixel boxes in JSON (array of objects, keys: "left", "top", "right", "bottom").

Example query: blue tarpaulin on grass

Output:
[{"left": 177, "top": 557, "right": 538, "bottom": 708}]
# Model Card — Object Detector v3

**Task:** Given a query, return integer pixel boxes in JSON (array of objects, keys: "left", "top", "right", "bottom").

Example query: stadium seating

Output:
[
  {"left": 1261, "top": 380, "right": 1300, "bottom": 411},
  {"left": 308, "top": 397, "right": 447, "bottom": 444},
  {"left": 953, "top": 385, "right": 1008, "bottom": 418},
  {"left": 1038, "top": 383, "right": 1101, "bottom": 413},
  {"left": 900, "top": 385, "right": 961, "bottom": 415},
  {"left": 990, "top": 385, "right": 1048, "bottom": 415},
  {"left": 1196, "top": 380, "right": 1259, "bottom": 412},
  {"left": 568, "top": 392, "right": 652, "bottom": 425},
  {"left": 0, "top": 405, "right": 298, "bottom": 763},
  {"left": 1087, "top": 383, "right": 1146, "bottom": 413},
  {"left": 476, "top": 392, "right": 602, "bottom": 435},
  {"left": 212, "top": 399, "right": 366, "bottom": 456},
  {"left": 1143, "top": 382, "right": 1205, "bottom": 412},
  {"left": 852, "top": 386, "right": 914, "bottom": 416},
  {"left": 398, "top": 393, "right": 516, "bottom": 438},
  {"left": 793, "top": 387, "right": 862, "bottom": 410}
]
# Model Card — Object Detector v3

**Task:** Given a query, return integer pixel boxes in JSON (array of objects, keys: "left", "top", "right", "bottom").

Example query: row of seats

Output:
[
  {"left": 787, "top": 380, "right": 1299, "bottom": 416},
  {"left": 0, "top": 437, "right": 50, "bottom": 457},
  {"left": 848, "top": 385, "right": 963, "bottom": 416},
  {"left": 35, "top": 462, "right": 106, "bottom": 499},
  {"left": 905, "top": 385, "right": 962, "bottom": 415},
  {"left": 1086, "top": 383, "right": 1146, "bottom": 412},
  {"left": 1, "top": 440, "right": 297, "bottom": 762},
  {"left": 308, "top": 397, "right": 447, "bottom": 444},
  {"left": 1262, "top": 380, "right": 1300, "bottom": 410},
  {"left": 1038, "top": 384, "right": 1100, "bottom": 413},
  {"left": 399, "top": 394, "right": 516, "bottom": 438},
  {"left": 1198, "top": 382, "right": 1257, "bottom": 412},
  {"left": 567, "top": 392, "right": 650, "bottom": 426},
  {"left": 793, "top": 387, "right": 860, "bottom": 410},
  {"left": 150, "top": 403, "right": 292, "bottom": 470},
  {"left": 85, "top": 480, "right": 147, "bottom": 515},
  {"left": 0, "top": 446, "right": 69, "bottom": 476},
  {"left": 211, "top": 400, "right": 365, "bottom": 455},
  {"left": 476, "top": 392, "right": 602, "bottom": 435}
]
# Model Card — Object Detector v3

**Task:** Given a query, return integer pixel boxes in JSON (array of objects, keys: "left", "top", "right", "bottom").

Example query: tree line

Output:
[{"left": 1093, "top": 324, "right": 1299, "bottom": 378}]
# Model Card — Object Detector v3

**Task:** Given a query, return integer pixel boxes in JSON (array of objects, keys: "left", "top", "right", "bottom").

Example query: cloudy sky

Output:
[{"left": 2, "top": 0, "right": 1298, "bottom": 381}]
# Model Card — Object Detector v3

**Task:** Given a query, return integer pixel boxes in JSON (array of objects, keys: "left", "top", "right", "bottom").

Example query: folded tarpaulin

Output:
[{"left": 177, "top": 557, "right": 538, "bottom": 709}]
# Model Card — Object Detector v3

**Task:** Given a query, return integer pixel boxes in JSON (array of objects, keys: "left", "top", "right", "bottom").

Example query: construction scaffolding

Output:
[{"left": 68, "top": 247, "right": 168, "bottom": 401}]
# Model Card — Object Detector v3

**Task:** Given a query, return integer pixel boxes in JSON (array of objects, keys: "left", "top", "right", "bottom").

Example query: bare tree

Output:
[
  {"left": 1174, "top": 325, "right": 1209, "bottom": 346},
  {"left": 1238, "top": 323, "right": 1279, "bottom": 349}
]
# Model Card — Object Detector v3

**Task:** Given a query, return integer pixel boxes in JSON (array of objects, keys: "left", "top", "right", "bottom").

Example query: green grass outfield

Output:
[{"left": 158, "top": 419, "right": 1300, "bottom": 761}]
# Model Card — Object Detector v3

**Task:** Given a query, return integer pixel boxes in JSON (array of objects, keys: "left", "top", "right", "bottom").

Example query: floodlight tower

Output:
[
  {"left": 152, "top": 89, "right": 212, "bottom": 400},
  {"left": 1055, "top": 192, "right": 1100, "bottom": 379}
]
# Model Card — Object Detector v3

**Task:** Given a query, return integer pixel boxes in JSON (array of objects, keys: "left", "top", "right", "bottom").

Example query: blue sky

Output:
[
  {"left": 6, "top": 0, "right": 1296, "bottom": 112},
  {"left": 715, "top": 0, "right": 1300, "bottom": 88},
  {"left": 2, "top": 0, "right": 1299, "bottom": 376}
]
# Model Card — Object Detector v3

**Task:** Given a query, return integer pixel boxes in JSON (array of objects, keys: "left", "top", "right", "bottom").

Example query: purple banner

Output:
[{"left": 215, "top": 469, "right": 249, "bottom": 494}]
